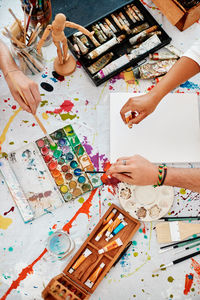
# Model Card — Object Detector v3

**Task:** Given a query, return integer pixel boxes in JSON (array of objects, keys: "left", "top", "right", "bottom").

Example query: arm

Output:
[
  {"left": 106, "top": 155, "right": 200, "bottom": 193},
  {"left": 0, "top": 40, "right": 41, "bottom": 114},
  {"left": 121, "top": 56, "right": 200, "bottom": 125},
  {"left": 37, "top": 25, "right": 52, "bottom": 54},
  {"left": 65, "top": 21, "right": 93, "bottom": 38}
]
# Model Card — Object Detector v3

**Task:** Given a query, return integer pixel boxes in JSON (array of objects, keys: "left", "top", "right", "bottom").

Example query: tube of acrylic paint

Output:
[
  {"left": 129, "top": 35, "right": 161, "bottom": 59},
  {"left": 103, "top": 208, "right": 117, "bottom": 225},
  {"left": 129, "top": 25, "right": 158, "bottom": 45},
  {"left": 105, "top": 214, "right": 124, "bottom": 237},
  {"left": 87, "top": 35, "right": 125, "bottom": 60},
  {"left": 98, "top": 22, "right": 113, "bottom": 38},
  {"left": 88, "top": 52, "right": 114, "bottom": 74},
  {"left": 149, "top": 49, "right": 178, "bottom": 60},
  {"left": 69, "top": 248, "right": 92, "bottom": 273},
  {"left": 98, "top": 237, "right": 123, "bottom": 254},
  {"left": 95, "top": 219, "right": 113, "bottom": 241},
  {"left": 104, "top": 18, "right": 117, "bottom": 33},
  {"left": 92, "top": 25, "right": 106, "bottom": 43},
  {"left": 105, "top": 221, "right": 128, "bottom": 242},
  {"left": 133, "top": 59, "right": 176, "bottom": 79},
  {"left": 165, "top": 44, "right": 183, "bottom": 58},
  {"left": 85, "top": 263, "right": 105, "bottom": 288},
  {"left": 73, "top": 36, "right": 88, "bottom": 55},
  {"left": 131, "top": 22, "right": 149, "bottom": 34},
  {"left": 95, "top": 24, "right": 107, "bottom": 40},
  {"left": 131, "top": 5, "right": 144, "bottom": 20}
]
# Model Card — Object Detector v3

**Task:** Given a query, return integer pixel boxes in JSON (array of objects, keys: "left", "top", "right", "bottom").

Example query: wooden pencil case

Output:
[{"left": 42, "top": 204, "right": 140, "bottom": 299}]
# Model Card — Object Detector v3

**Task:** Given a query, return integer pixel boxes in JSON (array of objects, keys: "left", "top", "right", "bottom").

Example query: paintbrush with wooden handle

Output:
[{"left": 8, "top": 73, "right": 55, "bottom": 146}]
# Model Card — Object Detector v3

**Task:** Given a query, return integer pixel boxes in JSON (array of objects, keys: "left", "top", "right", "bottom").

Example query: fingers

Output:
[
  {"left": 116, "top": 157, "right": 131, "bottom": 163},
  {"left": 112, "top": 173, "right": 133, "bottom": 185},
  {"left": 30, "top": 82, "right": 41, "bottom": 111},
  {"left": 22, "top": 87, "right": 37, "bottom": 115},
  {"left": 13, "top": 93, "right": 31, "bottom": 113},
  {"left": 106, "top": 164, "right": 132, "bottom": 175}
]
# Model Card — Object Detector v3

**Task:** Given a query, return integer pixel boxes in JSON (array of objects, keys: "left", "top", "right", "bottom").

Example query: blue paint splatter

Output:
[
  {"left": 180, "top": 81, "right": 200, "bottom": 90},
  {"left": 42, "top": 74, "right": 48, "bottom": 78},
  {"left": 50, "top": 77, "right": 58, "bottom": 83}
]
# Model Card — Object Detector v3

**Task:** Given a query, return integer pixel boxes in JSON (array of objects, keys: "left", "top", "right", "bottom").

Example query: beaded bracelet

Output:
[{"left": 156, "top": 164, "right": 167, "bottom": 186}]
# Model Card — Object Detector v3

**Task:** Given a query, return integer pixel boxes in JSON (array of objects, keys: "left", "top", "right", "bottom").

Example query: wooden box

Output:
[
  {"left": 152, "top": 0, "right": 200, "bottom": 31},
  {"left": 42, "top": 204, "right": 140, "bottom": 299}
]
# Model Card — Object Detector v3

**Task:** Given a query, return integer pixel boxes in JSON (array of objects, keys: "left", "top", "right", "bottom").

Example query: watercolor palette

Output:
[
  {"left": 42, "top": 204, "right": 140, "bottom": 299},
  {"left": 36, "top": 125, "right": 102, "bottom": 202},
  {"left": 118, "top": 183, "right": 174, "bottom": 221},
  {"left": 68, "top": 0, "right": 171, "bottom": 86}
]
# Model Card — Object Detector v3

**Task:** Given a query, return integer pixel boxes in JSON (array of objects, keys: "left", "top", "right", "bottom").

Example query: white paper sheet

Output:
[{"left": 110, "top": 93, "right": 200, "bottom": 163}]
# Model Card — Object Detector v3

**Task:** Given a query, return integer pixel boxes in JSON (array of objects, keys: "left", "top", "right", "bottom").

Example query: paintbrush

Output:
[
  {"left": 84, "top": 171, "right": 105, "bottom": 174},
  {"left": 153, "top": 250, "right": 200, "bottom": 272},
  {"left": 159, "top": 237, "right": 200, "bottom": 253},
  {"left": 8, "top": 8, "right": 24, "bottom": 33},
  {"left": 8, "top": 73, "right": 55, "bottom": 146},
  {"left": 26, "top": 3, "right": 33, "bottom": 32},
  {"left": 114, "top": 241, "right": 132, "bottom": 266},
  {"left": 156, "top": 221, "right": 200, "bottom": 244},
  {"left": 27, "top": 22, "right": 41, "bottom": 46},
  {"left": 160, "top": 216, "right": 200, "bottom": 221},
  {"left": 174, "top": 241, "right": 200, "bottom": 255}
]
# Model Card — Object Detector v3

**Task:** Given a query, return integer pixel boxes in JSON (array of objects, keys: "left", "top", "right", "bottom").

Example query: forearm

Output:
[
  {"left": 165, "top": 167, "right": 200, "bottom": 193},
  {"left": 149, "top": 56, "right": 200, "bottom": 105},
  {"left": 65, "top": 21, "right": 92, "bottom": 37},
  {"left": 0, "top": 40, "right": 19, "bottom": 76}
]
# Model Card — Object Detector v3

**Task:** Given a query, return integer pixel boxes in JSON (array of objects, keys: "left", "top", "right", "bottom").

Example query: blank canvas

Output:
[{"left": 110, "top": 93, "right": 200, "bottom": 163}]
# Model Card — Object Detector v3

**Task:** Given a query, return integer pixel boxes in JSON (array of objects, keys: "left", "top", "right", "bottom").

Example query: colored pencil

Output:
[
  {"left": 160, "top": 216, "right": 200, "bottom": 221},
  {"left": 174, "top": 241, "right": 200, "bottom": 255},
  {"left": 159, "top": 236, "right": 200, "bottom": 253},
  {"left": 153, "top": 250, "right": 200, "bottom": 272}
]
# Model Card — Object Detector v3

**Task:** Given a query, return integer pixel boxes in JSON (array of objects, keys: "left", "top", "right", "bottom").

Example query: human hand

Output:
[
  {"left": 5, "top": 70, "right": 41, "bottom": 114},
  {"left": 120, "top": 92, "right": 160, "bottom": 127},
  {"left": 106, "top": 155, "right": 157, "bottom": 186}
]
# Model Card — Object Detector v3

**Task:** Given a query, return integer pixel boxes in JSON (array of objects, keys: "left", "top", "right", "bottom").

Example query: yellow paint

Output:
[
  {"left": 180, "top": 188, "right": 186, "bottom": 194},
  {"left": 0, "top": 107, "right": 22, "bottom": 150},
  {"left": 93, "top": 82, "right": 108, "bottom": 110},
  {"left": 0, "top": 215, "right": 13, "bottom": 230},
  {"left": 42, "top": 112, "right": 49, "bottom": 120},
  {"left": 133, "top": 252, "right": 138, "bottom": 257},
  {"left": 124, "top": 68, "right": 135, "bottom": 83}
]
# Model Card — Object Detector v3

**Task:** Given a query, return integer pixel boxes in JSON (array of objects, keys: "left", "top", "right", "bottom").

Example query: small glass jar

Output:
[
  {"left": 46, "top": 230, "right": 75, "bottom": 260},
  {"left": 11, "top": 39, "right": 45, "bottom": 76}
]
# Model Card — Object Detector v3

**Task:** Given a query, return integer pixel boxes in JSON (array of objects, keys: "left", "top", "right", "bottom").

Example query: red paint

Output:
[
  {"left": 32, "top": 123, "right": 36, "bottom": 127},
  {"left": 184, "top": 273, "right": 194, "bottom": 295},
  {"left": 76, "top": 61, "right": 82, "bottom": 68},
  {"left": 1, "top": 249, "right": 47, "bottom": 300},
  {"left": 4, "top": 99, "right": 7, "bottom": 103},
  {"left": 147, "top": 85, "right": 155, "bottom": 92},
  {"left": 48, "top": 160, "right": 58, "bottom": 171},
  {"left": 140, "top": 0, "right": 159, "bottom": 9},
  {"left": 46, "top": 100, "right": 74, "bottom": 115},
  {"left": 62, "top": 188, "right": 97, "bottom": 232},
  {"left": 4, "top": 206, "right": 15, "bottom": 216},
  {"left": 142, "top": 224, "right": 146, "bottom": 234},
  {"left": 44, "top": 155, "right": 52, "bottom": 163},
  {"left": 2, "top": 189, "right": 97, "bottom": 299},
  {"left": 52, "top": 224, "right": 57, "bottom": 230},
  {"left": 101, "top": 162, "right": 120, "bottom": 188},
  {"left": 11, "top": 105, "right": 16, "bottom": 110},
  {"left": 191, "top": 258, "right": 200, "bottom": 276},
  {"left": 41, "top": 146, "right": 49, "bottom": 155}
]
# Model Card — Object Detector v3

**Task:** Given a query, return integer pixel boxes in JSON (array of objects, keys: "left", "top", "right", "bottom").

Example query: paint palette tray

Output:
[
  {"left": 42, "top": 204, "right": 140, "bottom": 299},
  {"left": 36, "top": 125, "right": 102, "bottom": 201},
  {"left": 67, "top": 0, "right": 171, "bottom": 86}
]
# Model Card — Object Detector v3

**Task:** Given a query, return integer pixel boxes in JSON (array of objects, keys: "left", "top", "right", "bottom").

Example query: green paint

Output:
[
  {"left": 9, "top": 142, "right": 14, "bottom": 145},
  {"left": 144, "top": 235, "right": 148, "bottom": 239},
  {"left": 167, "top": 276, "right": 174, "bottom": 283},
  {"left": 191, "top": 288, "right": 195, "bottom": 292},
  {"left": 180, "top": 188, "right": 186, "bottom": 194},
  {"left": 133, "top": 252, "right": 138, "bottom": 257},
  {"left": 60, "top": 113, "right": 77, "bottom": 121},
  {"left": 78, "top": 197, "right": 84, "bottom": 203},
  {"left": 22, "top": 120, "right": 29, "bottom": 123},
  {"left": 48, "top": 231, "right": 54, "bottom": 236},
  {"left": 8, "top": 247, "right": 13, "bottom": 252},
  {"left": 139, "top": 228, "right": 143, "bottom": 233},
  {"left": 132, "top": 240, "right": 137, "bottom": 246},
  {"left": 133, "top": 295, "right": 136, "bottom": 298},
  {"left": 40, "top": 93, "right": 45, "bottom": 96},
  {"left": 3, "top": 274, "right": 11, "bottom": 280},
  {"left": 74, "top": 98, "right": 79, "bottom": 101},
  {"left": 24, "top": 141, "right": 28, "bottom": 143},
  {"left": 160, "top": 264, "right": 166, "bottom": 271},
  {"left": 40, "top": 100, "right": 48, "bottom": 107}
]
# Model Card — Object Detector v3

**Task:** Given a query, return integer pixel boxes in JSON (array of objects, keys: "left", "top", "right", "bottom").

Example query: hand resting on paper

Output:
[{"left": 106, "top": 155, "right": 157, "bottom": 186}]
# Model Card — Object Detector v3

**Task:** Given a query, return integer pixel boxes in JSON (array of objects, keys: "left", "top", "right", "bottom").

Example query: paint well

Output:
[
  {"left": 41, "top": 146, "right": 49, "bottom": 155},
  {"left": 37, "top": 140, "right": 44, "bottom": 148},
  {"left": 82, "top": 183, "right": 91, "bottom": 192},
  {"left": 53, "top": 150, "right": 62, "bottom": 159},
  {"left": 78, "top": 176, "right": 86, "bottom": 183},
  {"left": 69, "top": 181, "right": 77, "bottom": 189},
  {"left": 70, "top": 160, "right": 78, "bottom": 169},
  {"left": 50, "top": 143, "right": 58, "bottom": 151},
  {"left": 44, "top": 155, "right": 52, "bottom": 163},
  {"left": 58, "top": 138, "right": 66, "bottom": 146},
  {"left": 61, "top": 165, "right": 69, "bottom": 172},
  {"left": 74, "top": 168, "right": 81, "bottom": 176},
  {"left": 48, "top": 161, "right": 58, "bottom": 171},
  {"left": 66, "top": 152, "right": 74, "bottom": 161},
  {"left": 55, "top": 176, "right": 64, "bottom": 186},
  {"left": 60, "top": 185, "right": 68, "bottom": 194},
  {"left": 65, "top": 173, "right": 73, "bottom": 180},
  {"left": 62, "top": 145, "right": 70, "bottom": 154}
]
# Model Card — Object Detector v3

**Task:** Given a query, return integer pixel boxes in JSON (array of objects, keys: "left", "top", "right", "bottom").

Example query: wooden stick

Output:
[
  {"left": 26, "top": 3, "right": 33, "bottom": 32},
  {"left": 4, "top": 27, "right": 25, "bottom": 48},
  {"left": 27, "top": 22, "right": 41, "bottom": 46},
  {"left": 8, "top": 8, "right": 24, "bottom": 32},
  {"left": 8, "top": 73, "right": 55, "bottom": 146},
  {"left": 23, "top": 8, "right": 27, "bottom": 44}
]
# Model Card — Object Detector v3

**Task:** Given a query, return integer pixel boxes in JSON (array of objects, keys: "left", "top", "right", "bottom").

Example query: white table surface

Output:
[{"left": 1, "top": 1, "right": 200, "bottom": 299}]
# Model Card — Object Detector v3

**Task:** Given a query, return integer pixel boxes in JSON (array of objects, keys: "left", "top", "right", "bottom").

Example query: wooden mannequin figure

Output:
[{"left": 37, "top": 13, "right": 93, "bottom": 76}]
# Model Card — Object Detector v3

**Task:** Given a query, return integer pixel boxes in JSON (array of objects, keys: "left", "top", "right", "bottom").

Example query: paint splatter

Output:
[
  {"left": 180, "top": 81, "right": 200, "bottom": 90},
  {"left": 78, "top": 197, "right": 84, "bottom": 203},
  {"left": 167, "top": 276, "right": 174, "bottom": 283},
  {"left": 52, "top": 71, "right": 65, "bottom": 81},
  {"left": 60, "top": 112, "right": 77, "bottom": 121},
  {"left": 46, "top": 100, "right": 74, "bottom": 115},
  {"left": 40, "top": 82, "right": 54, "bottom": 92},
  {"left": 4, "top": 207, "right": 15, "bottom": 216},
  {"left": 0, "top": 215, "right": 13, "bottom": 230},
  {"left": 40, "top": 100, "right": 48, "bottom": 107},
  {"left": 191, "top": 258, "right": 200, "bottom": 276},
  {"left": 184, "top": 273, "right": 194, "bottom": 295},
  {"left": 42, "top": 112, "right": 49, "bottom": 120}
]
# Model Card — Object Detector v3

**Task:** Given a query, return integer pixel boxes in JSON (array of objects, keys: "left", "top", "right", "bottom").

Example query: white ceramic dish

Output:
[{"left": 118, "top": 183, "right": 174, "bottom": 221}]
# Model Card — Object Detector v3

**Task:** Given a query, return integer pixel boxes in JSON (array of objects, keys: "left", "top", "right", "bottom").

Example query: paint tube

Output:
[
  {"left": 94, "top": 54, "right": 130, "bottom": 79},
  {"left": 116, "top": 15, "right": 131, "bottom": 34},
  {"left": 149, "top": 51, "right": 178, "bottom": 60},
  {"left": 125, "top": 7, "right": 136, "bottom": 23},
  {"left": 69, "top": 248, "right": 92, "bottom": 273},
  {"left": 95, "top": 219, "right": 113, "bottom": 241},
  {"left": 103, "top": 22, "right": 115, "bottom": 36},
  {"left": 73, "top": 43, "right": 80, "bottom": 55},
  {"left": 133, "top": 59, "right": 177, "bottom": 79},
  {"left": 95, "top": 24, "right": 107, "bottom": 40},
  {"left": 103, "top": 208, "right": 117, "bottom": 225},
  {"left": 125, "top": 111, "right": 138, "bottom": 125},
  {"left": 88, "top": 52, "right": 114, "bottom": 74},
  {"left": 127, "top": 5, "right": 140, "bottom": 21},
  {"left": 129, "top": 35, "right": 162, "bottom": 59},
  {"left": 105, "top": 221, "right": 128, "bottom": 242},
  {"left": 131, "top": 4, "right": 144, "bottom": 20},
  {"left": 87, "top": 35, "right": 125, "bottom": 60},
  {"left": 98, "top": 237, "right": 123, "bottom": 254},
  {"left": 129, "top": 25, "right": 158, "bottom": 45},
  {"left": 98, "top": 22, "right": 113, "bottom": 38},
  {"left": 105, "top": 213, "right": 124, "bottom": 237},
  {"left": 119, "top": 12, "right": 130, "bottom": 26},
  {"left": 165, "top": 44, "right": 183, "bottom": 58},
  {"left": 111, "top": 14, "right": 124, "bottom": 30},
  {"left": 104, "top": 18, "right": 117, "bottom": 33},
  {"left": 79, "top": 35, "right": 90, "bottom": 48},
  {"left": 73, "top": 36, "right": 88, "bottom": 55},
  {"left": 131, "top": 23, "right": 149, "bottom": 34},
  {"left": 92, "top": 25, "right": 106, "bottom": 44},
  {"left": 85, "top": 263, "right": 105, "bottom": 288},
  {"left": 90, "top": 35, "right": 101, "bottom": 47}
]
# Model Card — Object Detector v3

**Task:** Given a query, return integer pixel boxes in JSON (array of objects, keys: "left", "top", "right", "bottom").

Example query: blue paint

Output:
[
  {"left": 180, "top": 80, "right": 200, "bottom": 90},
  {"left": 66, "top": 152, "right": 74, "bottom": 161},
  {"left": 78, "top": 176, "right": 86, "bottom": 183},
  {"left": 58, "top": 138, "right": 67, "bottom": 146},
  {"left": 112, "top": 222, "right": 126, "bottom": 235},
  {"left": 42, "top": 74, "right": 48, "bottom": 78},
  {"left": 70, "top": 160, "right": 78, "bottom": 169},
  {"left": 50, "top": 77, "right": 58, "bottom": 82},
  {"left": 74, "top": 168, "right": 82, "bottom": 176},
  {"left": 48, "top": 232, "right": 71, "bottom": 256}
]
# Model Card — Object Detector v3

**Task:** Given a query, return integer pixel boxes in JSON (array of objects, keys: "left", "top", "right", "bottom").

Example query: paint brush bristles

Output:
[{"left": 46, "top": 133, "right": 56, "bottom": 147}]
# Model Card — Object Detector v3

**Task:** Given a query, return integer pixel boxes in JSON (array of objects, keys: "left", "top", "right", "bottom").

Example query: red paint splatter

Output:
[
  {"left": 46, "top": 100, "right": 74, "bottom": 115},
  {"left": 4, "top": 206, "right": 15, "bottom": 216},
  {"left": 2, "top": 189, "right": 97, "bottom": 299},
  {"left": 32, "top": 123, "right": 36, "bottom": 127},
  {"left": 140, "top": 0, "right": 159, "bottom": 10},
  {"left": 101, "top": 162, "right": 120, "bottom": 188},
  {"left": 1, "top": 249, "right": 47, "bottom": 300},
  {"left": 76, "top": 61, "right": 82, "bottom": 68},
  {"left": 109, "top": 85, "right": 114, "bottom": 90},
  {"left": 142, "top": 223, "right": 146, "bottom": 234},
  {"left": 4, "top": 99, "right": 7, "bottom": 103},
  {"left": 11, "top": 105, "right": 16, "bottom": 110},
  {"left": 191, "top": 258, "right": 200, "bottom": 276},
  {"left": 52, "top": 224, "right": 57, "bottom": 230},
  {"left": 184, "top": 273, "right": 194, "bottom": 295},
  {"left": 85, "top": 100, "right": 89, "bottom": 106},
  {"left": 147, "top": 85, "right": 155, "bottom": 92}
]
